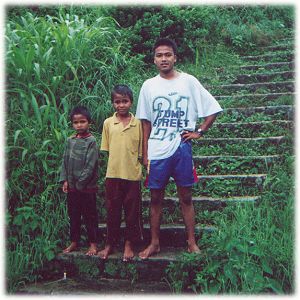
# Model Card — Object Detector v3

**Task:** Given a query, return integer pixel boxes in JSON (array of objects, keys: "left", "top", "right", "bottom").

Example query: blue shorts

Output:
[{"left": 147, "top": 141, "right": 198, "bottom": 189}]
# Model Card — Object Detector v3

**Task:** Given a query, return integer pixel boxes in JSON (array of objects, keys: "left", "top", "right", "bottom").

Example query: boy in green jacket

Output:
[{"left": 59, "top": 106, "right": 99, "bottom": 256}]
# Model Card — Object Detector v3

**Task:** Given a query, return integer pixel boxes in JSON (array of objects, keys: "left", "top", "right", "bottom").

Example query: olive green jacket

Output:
[{"left": 59, "top": 133, "right": 99, "bottom": 191}]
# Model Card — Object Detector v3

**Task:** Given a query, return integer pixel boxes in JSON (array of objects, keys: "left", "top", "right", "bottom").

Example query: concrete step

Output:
[
  {"left": 163, "top": 173, "right": 267, "bottom": 187},
  {"left": 195, "top": 174, "right": 266, "bottom": 191},
  {"left": 219, "top": 105, "right": 294, "bottom": 121},
  {"left": 197, "top": 174, "right": 266, "bottom": 180},
  {"left": 192, "top": 174, "right": 266, "bottom": 198},
  {"left": 97, "top": 223, "right": 215, "bottom": 247},
  {"left": 215, "top": 92, "right": 294, "bottom": 108},
  {"left": 259, "top": 44, "right": 293, "bottom": 52},
  {"left": 213, "top": 120, "right": 293, "bottom": 127},
  {"left": 193, "top": 136, "right": 289, "bottom": 156},
  {"left": 17, "top": 277, "right": 172, "bottom": 294},
  {"left": 193, "top": 154, "right": 280, "bottom": 164},
  {"left": 241, "top": 51, "right": 294, "bottom": 63},
  {"left": 240, "top": 61, "right": 294, "bottom": 71},
  {"left": 207, "top": 120, "right": 293, "bottom": 138},
  {"left": 53, "top": 246, "right": 190, "bottom": 283},
  {"left": 193, "top": 154, "right": 280, "bottom": 174},
  {"left": 211, "top": 80, "right": 295, "bottom": 95},
  {"left": 143, "top": 195, "right": 260, "bottom": 205},
  {"left": 232, "top": 71, "right": 294, "bottom": 84},
  {"left": 196, "top": 136, "right": 284, "bottom": 143}
]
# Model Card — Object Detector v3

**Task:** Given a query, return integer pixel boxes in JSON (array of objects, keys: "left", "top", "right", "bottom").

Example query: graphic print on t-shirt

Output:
[{"left": 151, "top": 93, "right": 189, "bottom": 141}]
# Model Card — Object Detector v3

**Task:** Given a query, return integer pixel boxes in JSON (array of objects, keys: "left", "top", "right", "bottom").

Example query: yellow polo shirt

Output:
[{"left": 101, "top": 112, "right": 143, "bottom": 181}]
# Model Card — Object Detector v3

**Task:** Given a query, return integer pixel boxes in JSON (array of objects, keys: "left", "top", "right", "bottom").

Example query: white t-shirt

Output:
[{"left": 136, "top": 72, "right": 223, "bottom": 160}]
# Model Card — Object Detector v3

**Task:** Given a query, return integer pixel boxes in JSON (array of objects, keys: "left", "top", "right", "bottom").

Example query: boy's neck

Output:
[
  {"left": 76, "top": 131, "right": 90, "bottom": 138},
  {"left": 116, "top": 112, "right": 131, "bottom": 126},
  {"left": 159, "top": 69, "right": 179, "bottom": 80}
]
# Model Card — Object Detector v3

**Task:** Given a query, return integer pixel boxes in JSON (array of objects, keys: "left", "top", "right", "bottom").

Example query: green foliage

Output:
[
  {"left": 109, "top": 5, "right": 294, "bottom": 62},
  {"left": 75, "top": 258, "right": 100, "bottom": 278},
  {"left": 6, "top": 185, "right": 68, "bottom": 292},
  {"left": 104, "top": 261, "right": 138, "bottom": 283},
  {"left": 166, "top": 158, "right": 294, "bottom": 294}
]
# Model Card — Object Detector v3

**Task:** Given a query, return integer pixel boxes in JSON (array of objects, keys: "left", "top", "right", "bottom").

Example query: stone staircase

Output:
[{"left": 20, "top": 38, "right": 295, "bottom": 294}]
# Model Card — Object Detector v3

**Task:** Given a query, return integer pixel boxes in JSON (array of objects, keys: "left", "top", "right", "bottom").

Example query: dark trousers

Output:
[
  {"left": 105, "top": 178, "right": 143, "bottom": 246},
  {"left": 67, "top": 191, "right": 98, "bottom": 243}
]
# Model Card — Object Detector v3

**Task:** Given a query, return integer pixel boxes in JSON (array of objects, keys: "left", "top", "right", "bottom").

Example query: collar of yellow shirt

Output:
[{"left": 112, "top": 112, "right": 137, "bottom": 130}]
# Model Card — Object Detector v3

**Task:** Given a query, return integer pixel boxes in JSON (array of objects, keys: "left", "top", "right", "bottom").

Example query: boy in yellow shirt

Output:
[{"left": 98, "top": 85, "right": 143, "bottom": 261}]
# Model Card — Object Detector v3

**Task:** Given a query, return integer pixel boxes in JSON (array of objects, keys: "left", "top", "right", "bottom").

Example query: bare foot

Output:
[
  {"left": 97, "top": 244, "right": 113, "bottom": 259},
  {"left": 187, "top": 243, "right": 201, "bottom": 253},
  {"left": 123, "top": 240, "right": 134, "bottom": 262},
  {"left": 138, "top": 244, "right": 160, "bottom": 259},
  {"left": 63, "top": 242, "right": 77, "bottom": 253},
  {"left": 86, "top": 243, "right": 97, "bottom": 256}
]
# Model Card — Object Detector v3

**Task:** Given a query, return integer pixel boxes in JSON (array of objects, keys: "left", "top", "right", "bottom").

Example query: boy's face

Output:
[
  {"left": 154, "top": 45, "right": 177, "bottom": 74},
  {"left": 113, "top": 93, "right": 132, "bottom": 117},
  {"left": 72, "top": 114, "right": 90, "bottom": 134}
]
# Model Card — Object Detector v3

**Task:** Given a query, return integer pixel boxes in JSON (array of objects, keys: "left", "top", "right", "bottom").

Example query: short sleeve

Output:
[
  {"left": 190, "top": 76, "right": 223, "bottom": 118},
  {"left": 100, "top": 120, "right": 109, "bottom": 151},
  {"left": 136, "top": 82, "right": 151, "bottom": 121}
]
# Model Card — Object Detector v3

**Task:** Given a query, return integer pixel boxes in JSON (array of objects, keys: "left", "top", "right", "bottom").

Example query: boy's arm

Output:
[
  {"left": 141, "top": 119, "right": 151, "bottom": 168},
  {"left": 76, "top": 140, "right": 99, "bottom": 191},
  {"left": 62, "top": 181, "right": 68, "bottom": 193},
  {"left": 182, "top": 113, "right": 219, "bottom": 142},
  {"left": 59, "top": 140, "right": 69, "bottom": 183},
  {"left": 100, "top": 120, "right": 109, "bottom": 151},
  {"left": 138, "top": 121, "right": 143, "bottom": 160}
]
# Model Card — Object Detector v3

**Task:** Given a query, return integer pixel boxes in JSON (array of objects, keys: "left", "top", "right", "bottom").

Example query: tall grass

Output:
[{"left": 5, "top": 7, "right": 134, "bottom": 292}]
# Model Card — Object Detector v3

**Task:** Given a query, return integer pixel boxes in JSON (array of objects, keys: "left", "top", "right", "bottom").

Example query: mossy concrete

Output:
[{"left": 16, "top": 277, "right": 172, "bottom": 295}]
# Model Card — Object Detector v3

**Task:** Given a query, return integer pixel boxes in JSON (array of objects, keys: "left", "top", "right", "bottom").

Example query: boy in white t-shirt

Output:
[{"left": 136, "top": 38, "right": 223, "bottom": 259}]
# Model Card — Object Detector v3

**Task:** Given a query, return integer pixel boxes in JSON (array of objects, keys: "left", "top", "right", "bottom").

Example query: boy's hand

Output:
[
  {"left": 62, "top": 181, "right": 68, "bottom": 193},
  {"left": 181, "top": 130, "right": 202, "bottom": 142},
  {"left": 142, "top": 156, "right": 148, "bottom": 169}
]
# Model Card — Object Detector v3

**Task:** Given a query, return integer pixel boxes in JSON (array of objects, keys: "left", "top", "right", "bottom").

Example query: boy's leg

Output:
[
  {"left": 139, "top": 156, "right": 172, "bottom": 259},
  {"left": 123, "top": 180, "right": 143, "bottom": 260},
  {"left": 177, "top": 186, "right": 200, "bottom": 253},
  {"left": 123, "top": 240, "right": 134, "bottom": 262},
  {"left": 81, "top": 192, "right": 99, "bottom": 255},
  {"left": 123, "top": 181, "right": 143, "bottom": 244},
  {"left": 138, "top": 188, "right": 164, "bottom": 259},
  {"left": 63, "top": 242, "right": 78, "bottom": 253},
  {"left": 98, "top": 178, "right": 122, "bottom": 259},
  {"left": 173, "top": 141, "right": 200, "bottom": 253},
  {"left": 64, "top": 191, "right": 81, "bottom": 252}
]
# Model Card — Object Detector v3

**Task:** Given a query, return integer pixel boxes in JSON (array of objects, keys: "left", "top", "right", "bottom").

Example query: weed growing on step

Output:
[
  {"left": 194, "top": 139, "right": 288, "bottom": 156},
  {"left": 104, "top": 261, "right": 138, "bottom": 284},
  {"left": 217, "top": 94, "right": 294, "bottom": 109},
  {"left": 207, "top": 122, "right": 292, "bottom": 139},
  {"left": 76, "top": 258, "right": 100, "bottom": 279},
  {"left": 196, "top": 157, "right": 268, "bottom": 175}
]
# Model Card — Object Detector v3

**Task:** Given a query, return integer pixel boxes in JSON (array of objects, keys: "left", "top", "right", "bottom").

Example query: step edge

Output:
[
  {"left": 215, "top": 92, "right": 295, "bottom": 99},
  {"left": 142, "top": 196, "right": 260, "bottom": 202},
  {"left": 196, "top": 136, "right": 285, "bottom": 141}
]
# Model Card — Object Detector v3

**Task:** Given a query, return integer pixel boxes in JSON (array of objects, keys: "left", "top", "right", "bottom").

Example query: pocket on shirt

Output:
[{"left": 126, "top": 137, "right": 140, "bottom": 155}]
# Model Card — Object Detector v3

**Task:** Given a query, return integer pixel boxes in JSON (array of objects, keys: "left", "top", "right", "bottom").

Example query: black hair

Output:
[
  {"left": 153, "top": 38, "right": 178, "bottom": 56},
  {"left": 70, "top": 106, "right": 92, "bottom": 123},
  {"left": 111, "top": 84, "right": 133, "bottom": 103}
]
